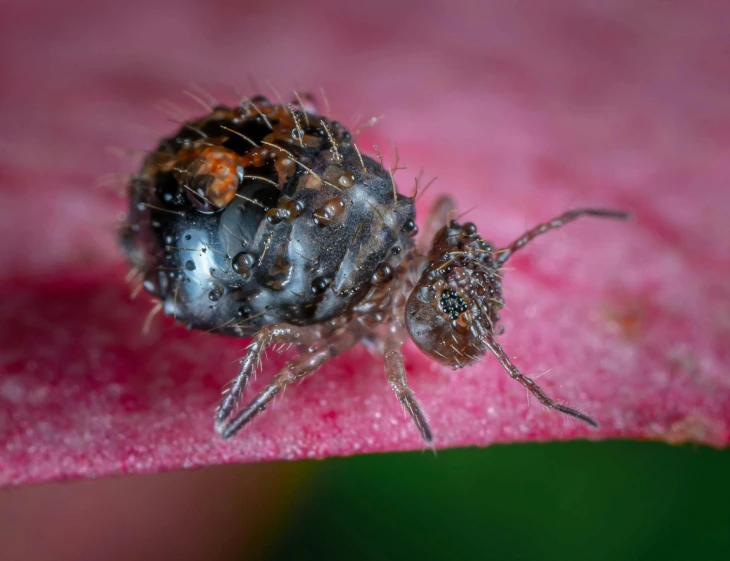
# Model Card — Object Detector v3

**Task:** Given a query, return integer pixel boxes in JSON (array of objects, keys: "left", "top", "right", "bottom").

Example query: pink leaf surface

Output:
[{"left": 1, "top": 0, "right": 729, "bottom": 487}]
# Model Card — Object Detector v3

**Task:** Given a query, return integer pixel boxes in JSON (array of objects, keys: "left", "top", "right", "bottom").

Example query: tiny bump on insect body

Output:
[{"left": 121, "top": 92, "right": 630, "bottom": 443}]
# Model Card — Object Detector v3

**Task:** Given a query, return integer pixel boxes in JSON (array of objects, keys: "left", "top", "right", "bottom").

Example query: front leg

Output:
[
  {"left": 384, "top": 331, "right": 433, "bottom": 443},
  {"left": 483, "top": 334, "right": 598, "bottom": 428},
  {"left": 214, "top": 323, "right": 323, "bottom": 433}
]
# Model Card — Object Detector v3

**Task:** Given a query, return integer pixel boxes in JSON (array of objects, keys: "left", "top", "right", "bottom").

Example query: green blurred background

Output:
[{"left": 268, "top": 441, "right": 729, "bottom": 561}]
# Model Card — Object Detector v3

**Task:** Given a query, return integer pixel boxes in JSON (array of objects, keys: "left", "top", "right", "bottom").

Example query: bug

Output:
[{"left": 120, "top": 93, "right": 629, "bottom": 443}]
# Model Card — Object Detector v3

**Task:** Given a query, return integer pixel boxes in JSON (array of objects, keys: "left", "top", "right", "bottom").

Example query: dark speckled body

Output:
[
  {"left": 121, "top": 99, "right": 416, "bottom": 336},
  {"left": 121, "top": 94, "right": 628, "bottom": 442}
]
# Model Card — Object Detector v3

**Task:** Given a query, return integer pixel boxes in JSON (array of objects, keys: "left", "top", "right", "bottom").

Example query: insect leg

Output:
[
  {"left": 495, "top": 208, "right": 630, "bottom": 267},
  {"left": 214, "top": 323, "right": 323, "bottom": 432},
  {"left": 483, "top": 334, "right": 598, "bottom": 428},
  {"left": 219, "top": 320, "right": 367, "bottom": 439},
  {"left": 384, "top": 336, "right": 433, "bottom": 444}
]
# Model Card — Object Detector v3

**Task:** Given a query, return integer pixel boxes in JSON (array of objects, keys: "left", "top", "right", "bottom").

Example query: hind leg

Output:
[
  {"left": 219, "top": 319, "right": 368, "bottom": 439},
  {"left": 214, "top": 323, "right": 323, "bottom": 433}
]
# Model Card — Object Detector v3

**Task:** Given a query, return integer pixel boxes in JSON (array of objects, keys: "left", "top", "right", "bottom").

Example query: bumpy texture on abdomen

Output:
[{"left": 121, "top": 99, "right": 416, "bottom": 336}]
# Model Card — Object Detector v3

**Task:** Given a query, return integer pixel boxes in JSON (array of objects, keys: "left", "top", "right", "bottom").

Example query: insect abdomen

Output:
[{"left": 121, "top": 100, "right": 416, "bottom": 336}]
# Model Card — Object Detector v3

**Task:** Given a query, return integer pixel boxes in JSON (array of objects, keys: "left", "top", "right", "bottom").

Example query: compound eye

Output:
[
  {"left": 439, "top": 289, "right": 469, "bottom": 321},
  {"left": 438, "top": 289, "right": 475, "bottom": 333}
]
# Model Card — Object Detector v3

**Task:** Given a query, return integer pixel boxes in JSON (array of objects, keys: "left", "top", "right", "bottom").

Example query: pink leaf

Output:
[{"left": 1, "top": 0, "right": 729, "bottom": 487}]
